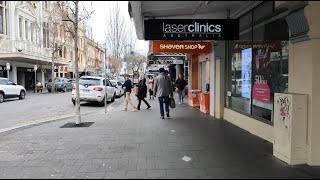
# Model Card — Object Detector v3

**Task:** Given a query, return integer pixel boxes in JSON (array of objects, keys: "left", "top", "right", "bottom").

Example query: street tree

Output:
[
  {"left": 105, "top": 2, "right": 137, "bottom": 74},
  {"left": 57, "top": 1, "right": 94, "bottom": 124}
]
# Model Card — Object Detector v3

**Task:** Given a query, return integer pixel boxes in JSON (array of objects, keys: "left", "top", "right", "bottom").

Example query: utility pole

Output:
[{"left": 74, "top": 1, "right": 81, "bottom": 124}]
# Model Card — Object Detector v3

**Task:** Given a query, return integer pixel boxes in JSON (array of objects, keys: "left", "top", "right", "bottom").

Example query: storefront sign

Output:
[
  {"left": 241, "top": 48, "right": 252, "bottom": 99},
  {"left": 152, "top": 41, "right": 212, "bottom": 53},
  {"left": 144, "top": 19, "right": 239, "bottom": 40},
  {"left": 233, "top": 41, "right": 282, "bottom": 52},
  {"left": 253, "top": 75, "right": 270, "bottom": 102}
]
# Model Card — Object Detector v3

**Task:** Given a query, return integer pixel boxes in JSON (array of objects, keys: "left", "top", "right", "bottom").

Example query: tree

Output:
[
  {"left": 105, "top": 2, "right": 137, "bottom": 74},
  {"left": 58, "top": 1, "right": 94, "bottom": 124}
]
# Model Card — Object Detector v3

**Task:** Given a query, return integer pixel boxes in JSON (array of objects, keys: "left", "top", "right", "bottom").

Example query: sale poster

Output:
[{"left": 241, "top": 48, "right": 252, "bottom": 99}]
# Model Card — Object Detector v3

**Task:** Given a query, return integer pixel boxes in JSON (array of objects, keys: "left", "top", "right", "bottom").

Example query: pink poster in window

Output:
[{"left": 253, "top": 75, "right": 270, "bottom": 102}]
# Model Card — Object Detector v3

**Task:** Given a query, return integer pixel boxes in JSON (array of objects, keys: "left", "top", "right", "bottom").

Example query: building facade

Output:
[
  {"left": 0, "top": 1, "right": 104, "bottom": 89},
  {"left": 129, "top": 1, "right": 320, "bottom": 166}
]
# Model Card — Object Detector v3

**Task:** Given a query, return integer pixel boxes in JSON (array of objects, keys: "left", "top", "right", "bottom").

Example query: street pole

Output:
[
  {"left": 7, "top": 69, "right": 9, "bottom": 81},
  {"left": 104, "top": 42, "right": 107, "bottom": 113}
]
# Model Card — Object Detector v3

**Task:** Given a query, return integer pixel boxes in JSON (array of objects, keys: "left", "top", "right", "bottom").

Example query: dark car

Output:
[{"left": 47, "top": 77, "right": 73, "bottom": 93}]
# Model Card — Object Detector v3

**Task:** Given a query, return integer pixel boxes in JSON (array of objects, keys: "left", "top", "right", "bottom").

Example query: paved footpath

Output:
[{"left": 0, "top": 93, "right": 319, "bottom": 179}]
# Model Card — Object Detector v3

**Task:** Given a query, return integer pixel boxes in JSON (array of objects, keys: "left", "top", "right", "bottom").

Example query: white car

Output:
[
  {"left": 0, "top": 78, "right": 26, "bottom": 103},
  {"left": 110, "top": 80, "right": 124, "bottom": 97},
  {"left": 71, "top": 76, "right": 116, "bottom": 106}
]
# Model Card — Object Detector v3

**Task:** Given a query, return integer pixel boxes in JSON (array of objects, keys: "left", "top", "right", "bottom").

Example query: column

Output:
[
  {"left": 12, "top": 64, "right": 17, "bottom": 84},
  {"left": 287, "top": 2, "right": 320, "bottom": 165},
  {"left": 10, "top": 2, "right": 15, "bottom": 52},
  {"left": 28, "top": 20, "right": 31, "bottom": 42},
  {"left": 16, "top": 16, "right": 20, "bottom": 40},
  {"left": 41, "top": 70, "right": 45, "bottom": 86},
  {"left": 58, "top": 66, "right": 61, "bottom": 78},
  {"left": 22, "top": 17, "right": 25, "bottom": 41},
  {"left": 209, "top": 42, "right": 215, "bottom": 117}
]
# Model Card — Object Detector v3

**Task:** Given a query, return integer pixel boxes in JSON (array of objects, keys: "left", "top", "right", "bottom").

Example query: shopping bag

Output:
[
  {"left": 133, "top": 86, "right": 139, "bottom": 95},
  {"left": 175, "top": 87, "right": 180, "bottom": 93},
  {"left": 170, "top": 98, "right": 176, "bottom": 108}
]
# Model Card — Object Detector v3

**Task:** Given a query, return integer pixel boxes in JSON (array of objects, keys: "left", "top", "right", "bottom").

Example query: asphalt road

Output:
[{"left": 0, "top": 90, "right": 123, "bottom": 132}]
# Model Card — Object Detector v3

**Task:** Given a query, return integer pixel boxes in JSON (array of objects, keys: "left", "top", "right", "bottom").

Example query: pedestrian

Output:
[
  {"left": 137, "top": 73, "right": 151, "bottom": 110},
  {"left": 148, "top": 76, "right": 155, "bottom": 100},
  {"left": 175, "top": 74, "right": 187, "bottom": 104},
  {"left": 154, "top": 67, "right": 173, "bottom": 119},
  {"left": 121, "top": 74, "right": 137, "bottom": 112}
]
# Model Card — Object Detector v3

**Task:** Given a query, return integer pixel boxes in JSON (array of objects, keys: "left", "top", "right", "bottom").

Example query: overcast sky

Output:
[{"left": 82, "top": 1, "right": 149, "bottom": 54}]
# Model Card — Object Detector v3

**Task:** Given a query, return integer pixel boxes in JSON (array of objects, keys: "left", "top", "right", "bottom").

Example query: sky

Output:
[{"left": 82, "top": 1, "right": 149, "bottom": 55}]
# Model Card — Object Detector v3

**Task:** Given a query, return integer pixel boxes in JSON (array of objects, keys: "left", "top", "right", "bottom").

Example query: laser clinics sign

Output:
[{"left": 144, "top": 19, "right": 239, "bottom": 40}]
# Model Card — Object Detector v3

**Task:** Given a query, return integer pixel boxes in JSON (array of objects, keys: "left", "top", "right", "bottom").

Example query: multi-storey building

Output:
[{"left": 0, "top": 1, "right": 104, "bottom": 89}]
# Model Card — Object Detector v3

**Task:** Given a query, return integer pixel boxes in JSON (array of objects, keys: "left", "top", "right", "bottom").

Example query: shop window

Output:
[
  {"left": 227, "top": 11, "right": 289, "bottom": 123},
  {"left": 251, "top": 18, "right": 289, "bottom": 122}
]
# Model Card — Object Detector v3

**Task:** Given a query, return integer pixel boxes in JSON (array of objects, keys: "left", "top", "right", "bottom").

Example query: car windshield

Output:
[{"left": 79, "top": 78, "right": 101, "bottom": 86}]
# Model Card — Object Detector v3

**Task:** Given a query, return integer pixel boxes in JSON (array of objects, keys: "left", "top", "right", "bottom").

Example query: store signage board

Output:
[
  {"left": 152, "top": 41, "right": 212, "bottom": 53},
  {"left": 149, "top": 60, "right": 184, "bottom": 65},
  {"left": 145, "top": 19, "right": 239, "bottom": 40},
  {"left": 241, "top": 48, "right": 252, "bottom": 99}
]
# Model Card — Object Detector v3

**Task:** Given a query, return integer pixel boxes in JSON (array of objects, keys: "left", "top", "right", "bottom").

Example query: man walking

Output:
[
  {"left": 154, "top": 68, "right": 173, "bottom": 119},
  {"left": 122, "top": 74, "right": 137, "bottom": 112}
]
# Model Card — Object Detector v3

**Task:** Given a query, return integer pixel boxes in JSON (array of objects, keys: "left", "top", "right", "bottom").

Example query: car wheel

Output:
[
  {"left": 111, "top": 93, "right": 115, "bottom": 102},
  {"left": 64, "top": 86, "right": 67, "bottom": 92},
  {"left": 99, "top": 97, "right": 105, "bottom": 107},
  {"left": 19, "top": 90, "right": 26, "bottom": 100},
  {"left": 0, "top": 92, "right": 4, "bottom": 103},
  {"left": 72, "top": 99, "right": 76, "bottom": 105}
]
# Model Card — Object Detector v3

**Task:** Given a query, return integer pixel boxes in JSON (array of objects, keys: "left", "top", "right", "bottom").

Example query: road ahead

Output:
[{"left": 0, "top": 91, "right": 122, "bottom": 132}]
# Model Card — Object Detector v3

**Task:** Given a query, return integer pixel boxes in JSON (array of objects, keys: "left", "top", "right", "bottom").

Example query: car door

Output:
[
  {"left": 0, "top": 79, "right": 10, "bottom": 95},
  {"left": 106, "top": 80, "right": 114, "bottom": 100},
  {"left": 4, "top": 79, "right": 18, "bottom": 95},
  {"left": 117, "top": 82, "right": 123, "bottom": 94}
]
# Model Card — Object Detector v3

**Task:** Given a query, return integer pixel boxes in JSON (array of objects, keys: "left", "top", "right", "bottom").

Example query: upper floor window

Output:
[
  {"left": 43, "top": 22, "right": 49, "bottom": 48},
  {"left": 0, "top": 1, "right": 8, "bottom": 35}
]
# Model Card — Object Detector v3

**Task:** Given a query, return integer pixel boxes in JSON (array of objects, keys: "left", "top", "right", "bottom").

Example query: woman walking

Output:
[
  {"left": 175, "top": 74, "right": 187, "bottom": 104},
  {"left": 137, "top": 73, "right": 151, "bottom": 110},
  {"left": 148, "top": 76, "right": 155, "bottom": 100}
]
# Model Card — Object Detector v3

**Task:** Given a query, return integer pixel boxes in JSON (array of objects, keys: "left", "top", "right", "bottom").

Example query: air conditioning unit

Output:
[{"left": 273, "top": 93, "right": 308, "bottom": 165}]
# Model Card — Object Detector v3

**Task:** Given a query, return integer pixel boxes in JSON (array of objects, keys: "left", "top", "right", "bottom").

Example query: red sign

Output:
[
  {"left": 252, "top": 83, "right": 270, "bottom": 102},
  {"left": 152, "top": 41, "right": 212, "bottom": 54}
]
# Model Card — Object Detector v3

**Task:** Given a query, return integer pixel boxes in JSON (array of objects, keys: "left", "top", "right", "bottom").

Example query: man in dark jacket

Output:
[
  {"left": 121, "top": 74, "right": 137, "bottom": 112},
  {"left": 136, "top": 73, "right": 151, "bottom": 110}
]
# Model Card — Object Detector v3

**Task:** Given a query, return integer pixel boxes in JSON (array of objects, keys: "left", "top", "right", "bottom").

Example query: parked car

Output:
[
  {"left": 116, "top": 76, "right": 125, "bottom": 84},
  {"left": 0, "top": 78, "right": 26, "bottom": 103},
  {"left": 110, "top": 80, "right": 124, "bottom": 97},
  {"left": 71, "top": 76, "right": 116, "bottom": 106},
  {"left": 68, "top": 78, "right": 76, "bottom": 86},
  {"left": 47, "top": 77, "right": 73, "bottom": 93}
]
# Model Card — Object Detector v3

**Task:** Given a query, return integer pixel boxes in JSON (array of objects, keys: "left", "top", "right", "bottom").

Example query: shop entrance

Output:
[{"left": 17, "top": 67, "right": 35, "bottom": 90}]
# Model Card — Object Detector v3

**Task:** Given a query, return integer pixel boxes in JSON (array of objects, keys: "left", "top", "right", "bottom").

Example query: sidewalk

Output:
[{"left": 0, "top": 93, "right": 319, "bottom": 179}]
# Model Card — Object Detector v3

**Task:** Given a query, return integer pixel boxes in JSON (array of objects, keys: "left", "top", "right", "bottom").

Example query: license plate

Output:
[{"left": 82, "top": 89, "right": 90, "bottom": 93}]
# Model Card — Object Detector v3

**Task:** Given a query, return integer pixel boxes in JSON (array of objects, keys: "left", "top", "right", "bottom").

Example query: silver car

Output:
[{"left": 47, "top": 77, "right": 73, "bottom": 93}]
